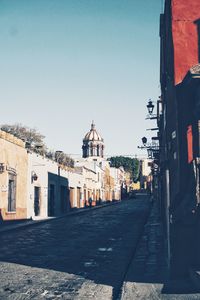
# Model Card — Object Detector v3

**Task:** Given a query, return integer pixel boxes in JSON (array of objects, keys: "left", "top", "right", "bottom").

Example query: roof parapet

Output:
[{"left": 0, "top": 130, "right": 25, "bottom": 148}]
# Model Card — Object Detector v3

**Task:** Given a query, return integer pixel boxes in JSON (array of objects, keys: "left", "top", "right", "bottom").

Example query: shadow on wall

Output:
[{"left": 48, "top": 172, "right": 70, "bottom": 217}]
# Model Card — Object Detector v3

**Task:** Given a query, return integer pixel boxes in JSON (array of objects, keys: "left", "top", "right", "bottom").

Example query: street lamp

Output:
[
  {"left": 142, "top": 136, "right": 147, "bottom": 146},
  {"left": 147, "top": 99, "right": 155, "bottom": 115},
  {"left": 138, "top": 136, "right": 160, "bottom": 159}
]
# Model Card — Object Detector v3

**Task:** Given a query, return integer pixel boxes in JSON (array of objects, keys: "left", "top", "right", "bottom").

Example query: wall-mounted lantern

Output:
[
  {"left": 147, "top": 99, "right": 155, "bottom": 115},
  {"left": 0, "top": 163, "right": 5, "bottom": 174},
  {"left": 31, "top": 171, "right": 38, "bottom": 183},
  {"left": 142, "top": 136, "right": 147, "bottom": 146}
]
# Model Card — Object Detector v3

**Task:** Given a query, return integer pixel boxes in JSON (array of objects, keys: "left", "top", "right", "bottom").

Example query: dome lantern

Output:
[{"left": 82, "top": 121, "right": 104, "bottom": 158}]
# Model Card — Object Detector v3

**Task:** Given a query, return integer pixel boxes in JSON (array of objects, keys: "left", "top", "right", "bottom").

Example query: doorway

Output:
[
  {"left": 70, "top": 187, "right": 74, "bottom": 208},
  {"left": 48, "top": 184, "right": 55, "bottom": 216},
  {"left": 77, "top": 187, "right": 81, "bottom": 208},
  {"left": 34, "top": 186, "right": 40, "bottom": 216}
]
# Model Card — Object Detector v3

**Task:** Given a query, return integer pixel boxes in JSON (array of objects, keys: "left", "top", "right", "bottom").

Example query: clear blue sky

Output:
[{"left": 0, "top": 0, "right": 162, "bottom": 158}]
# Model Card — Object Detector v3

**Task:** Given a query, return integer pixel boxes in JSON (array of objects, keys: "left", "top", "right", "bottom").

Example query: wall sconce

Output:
[
  {"left": 147, "top": 99, "right": 155, "bottom": 115},
  {"left": 142, "top": 136, "right": 147, "bottom": 146},
  {"left": 31, "top": 171, "right": 38, "bottom": 183},
  {"left": 0, "top": 163, "right": 5, "bottom": 174}
]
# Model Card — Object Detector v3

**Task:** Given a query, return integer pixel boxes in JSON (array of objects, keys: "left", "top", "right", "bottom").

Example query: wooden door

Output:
[{"left": 77, "top": 187, "right": 81, "bottom": 208}]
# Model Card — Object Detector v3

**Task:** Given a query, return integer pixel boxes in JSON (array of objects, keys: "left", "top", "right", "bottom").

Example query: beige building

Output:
[
  {"left": 76, "top": 122, "right": 124, "bottom": 202},
  {"left": 139, "top": 159, "right": 152, "bottom": 189},
  {"left": 110, "top": 167, "right": 125, "bottom": 200},
  {"left": 0, "top": 130, "right": 28, "bottom": 220}
]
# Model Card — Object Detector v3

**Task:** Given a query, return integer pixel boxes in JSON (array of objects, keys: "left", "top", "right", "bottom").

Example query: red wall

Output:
[{"left": 172, "top": 0, "right": 200, "bottom": 85}]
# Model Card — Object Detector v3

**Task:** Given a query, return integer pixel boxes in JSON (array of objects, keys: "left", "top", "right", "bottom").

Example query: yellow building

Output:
[
  {"left": 104, "top": 166, "right": 115, "bottom": 201},
  {"left": 0, "top": 131, "right": 28, "bottom": 220},
  {"left": 125, "top": 172, "right": 131, "bottom": 193},
  {"left": 132, "top": 181, "right": 140, "bottom": 190}
]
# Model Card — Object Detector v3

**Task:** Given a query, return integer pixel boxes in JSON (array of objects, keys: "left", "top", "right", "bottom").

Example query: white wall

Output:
[
  {"left": 27, "top": 153, "right": 59, "bottom": 219},
  {"left": 141, "top": 159, "right": 152, "bottom": 177},
  {"left": 28, "top": 154, "right": 124, "bottom": 219}
]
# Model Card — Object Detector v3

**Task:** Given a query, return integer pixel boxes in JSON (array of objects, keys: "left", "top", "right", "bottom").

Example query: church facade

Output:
[{"left": 75, "top": 121, "right": 124, "bottom": 202}]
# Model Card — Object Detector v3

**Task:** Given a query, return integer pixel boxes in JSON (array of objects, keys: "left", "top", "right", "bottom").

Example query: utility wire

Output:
[{"left": 66, "top": 154, "right": 149, "bottom": 159}]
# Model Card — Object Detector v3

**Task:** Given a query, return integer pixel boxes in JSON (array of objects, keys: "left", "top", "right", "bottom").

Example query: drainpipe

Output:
[{"left": 166, "top": 168, "right": 171, "bottom": 270}]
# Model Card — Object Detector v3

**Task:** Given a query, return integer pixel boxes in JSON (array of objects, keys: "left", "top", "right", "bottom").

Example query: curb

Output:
[
  {"left": 0, "top": 200, "right": 122, "bottom": 234},
  {"left": 115, "top": 198, "right": 152, "bottom": 299}
]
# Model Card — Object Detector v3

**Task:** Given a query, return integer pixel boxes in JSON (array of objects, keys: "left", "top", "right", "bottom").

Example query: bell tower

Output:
[{"left": 82, "top": 121, "right": 104, "bottom": 159}]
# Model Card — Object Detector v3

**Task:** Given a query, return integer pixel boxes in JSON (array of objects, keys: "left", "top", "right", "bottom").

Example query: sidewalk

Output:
[
  {"left": 120, "top": 199, "right": 200, "bottom": 300},
  {"left": 0, "top": 200, "right": 122, "bottom": 234}
]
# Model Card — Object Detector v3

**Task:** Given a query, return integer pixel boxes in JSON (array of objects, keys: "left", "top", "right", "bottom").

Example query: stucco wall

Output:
[
  {"left": 27, "top": 153, "right": 58, "bottom": 219},
  {"left": 0, "top": 131, "right": 28, "bottom": 220},
  {"left": 28, "top": 153, "right": 85, "bottom": 217},
  {"left": 172, "top": 0, "right": 200, "bottom": 84}
]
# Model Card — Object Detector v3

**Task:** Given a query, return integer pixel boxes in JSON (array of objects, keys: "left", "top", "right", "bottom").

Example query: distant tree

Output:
[
  {"left": 1, "top": 123, "right": 74, "bottom": 168},
  {"left": 45, "top": 150, "right": 74, "bottom": 167},
  {"left": 108, "top": 156, "right": 140, "bottom": 182},
  {"left": 1, "top": 123, "right": 45, "bottom": 146},
  {"left": 54, "top": 151, "right": 74, "bottom": 168}
]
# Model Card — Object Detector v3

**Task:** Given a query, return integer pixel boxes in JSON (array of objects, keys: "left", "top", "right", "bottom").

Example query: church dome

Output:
[
  {"left": 83, "top": 121, "right": 104, "bottom": 142},
  {"left": 82, "top": 121, "right": 104, "bottom": 159}
]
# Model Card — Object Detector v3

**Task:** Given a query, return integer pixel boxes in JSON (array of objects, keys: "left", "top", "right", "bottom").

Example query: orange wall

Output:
[{"left": 172, "top": 0, "right": 200, "bottom": 84}]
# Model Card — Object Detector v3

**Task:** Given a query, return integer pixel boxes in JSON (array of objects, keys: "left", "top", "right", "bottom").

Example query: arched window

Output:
[
  {"left": 90, "top": 146, "right": 93, "bottom": 156},
  {"left": 97, "top": 145, "right": 100, "bottom": 156}
]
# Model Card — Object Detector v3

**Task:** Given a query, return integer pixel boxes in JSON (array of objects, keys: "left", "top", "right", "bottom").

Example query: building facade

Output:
[
  {"left": 27, "top": 152, "right": 70, "bottom": 219},
  {"left": 160, "top": 0, "right": 200, "bottom": 277},
  {"left": 0, "top": 130, "right": 28, "bottom": 220},
  {"left": 77, "top": 122, "right": 125, "bottom": 202},
  {"left": 0, "top": 121, "right": 128, "bottom": 222}
]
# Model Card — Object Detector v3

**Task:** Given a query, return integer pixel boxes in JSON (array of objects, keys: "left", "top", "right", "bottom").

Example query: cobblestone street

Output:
[{"left": 0, "top": 196, "right": 150, "bottom": 300}]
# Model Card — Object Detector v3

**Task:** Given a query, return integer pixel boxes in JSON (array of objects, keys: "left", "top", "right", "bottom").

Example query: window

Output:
[
  {"left": 90, "top": 147, "right": 93, "bottom": 156},
  {"left": 8, "top": 173, "right": 16, "bottom": 212}
]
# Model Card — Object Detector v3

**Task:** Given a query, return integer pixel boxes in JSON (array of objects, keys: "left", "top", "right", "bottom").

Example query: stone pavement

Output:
[
  {"left": 0, "top": 196, "right": 150, "bottom": 300},
  {"left": 0, "top": 201, "right": 120, "bottom": 234},
  {"left": 120, "top": 198, "right": 200, "bottom": 300}
]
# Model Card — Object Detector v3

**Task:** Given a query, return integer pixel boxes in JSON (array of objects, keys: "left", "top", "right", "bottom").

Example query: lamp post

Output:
[
  {"left": 55, "top": 150, "right": 64, "bottom": 215},
  {"left": 55, "top": 150, "right": 63, "bottom": 176},
  {"left": 139, "top": 97, "right": 170, "bottom": 263},
  {"left": 138, "top": 97, "right": 161, "bottom": 202}
]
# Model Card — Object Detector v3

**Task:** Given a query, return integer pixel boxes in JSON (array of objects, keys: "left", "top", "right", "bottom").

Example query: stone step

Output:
[
  {"left": 162, "top": 277, "right": 199, "bottom": 294},
  {"left": 189, "top": 268, "right": 200, "bottom": 292}
]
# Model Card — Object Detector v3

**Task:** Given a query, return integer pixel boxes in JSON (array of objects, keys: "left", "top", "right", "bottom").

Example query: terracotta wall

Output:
[{"left": 172, "top": 0, "right": 200, "bottom": 84}]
